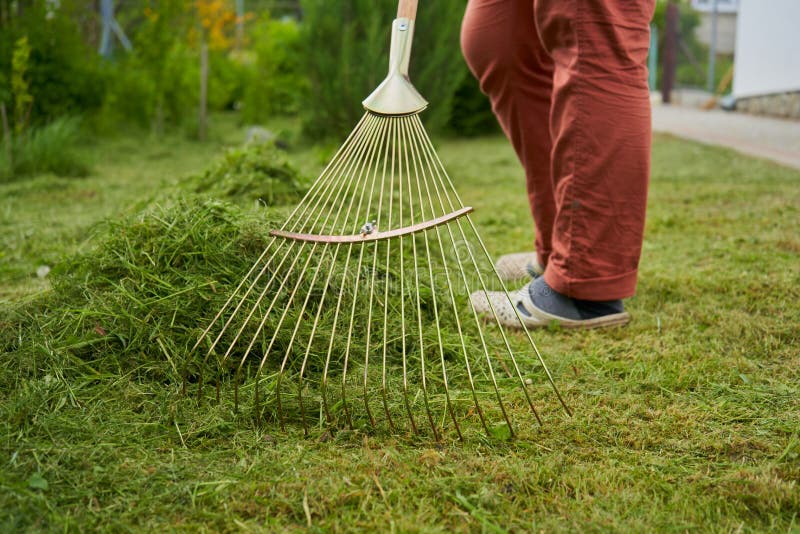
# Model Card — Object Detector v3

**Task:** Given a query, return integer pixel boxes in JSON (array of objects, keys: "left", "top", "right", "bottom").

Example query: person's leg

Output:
[
  {"left": 461, "top": 0, "right": 555, "bottom": 270},
  {"left": 534, "top": 0, "right": 655, "bottom": 301}
]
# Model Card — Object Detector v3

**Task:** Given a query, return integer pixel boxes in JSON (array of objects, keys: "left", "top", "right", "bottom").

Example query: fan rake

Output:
[{"left": 186, "top": 0, "right": 571, "bottom": 440}]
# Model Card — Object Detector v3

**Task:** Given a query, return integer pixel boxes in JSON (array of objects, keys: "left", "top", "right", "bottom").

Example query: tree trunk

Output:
[
  {"left": 235, "top": 0, "right": 244, "bottom": 50},
  {"left": 661, "top": 2, "right": 679, "bottom": 104},
  {"left": 198, "top": 41, "right": 208, "bottom": 141}
]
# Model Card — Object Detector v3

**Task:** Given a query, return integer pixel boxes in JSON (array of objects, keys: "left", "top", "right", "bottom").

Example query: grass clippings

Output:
[
  {"left": 1, "top": 125, "right": 799, "bottom": 531},
  {"left": 180, "top": 141, "right": 308, "bottom": 206}
]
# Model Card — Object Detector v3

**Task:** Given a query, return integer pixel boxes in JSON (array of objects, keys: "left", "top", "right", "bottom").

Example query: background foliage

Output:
[
  {"left": 0, "top": 0, "right": 496, "bottom": 177},
  {"left": 241, "top": 16, "right": 305, "bottom": 122},
  {"left": 0, "top": 0, "right": 106, "bottom": 126},
  {"left": 299, "top": 0, "right": 470, "bottom": 140}
]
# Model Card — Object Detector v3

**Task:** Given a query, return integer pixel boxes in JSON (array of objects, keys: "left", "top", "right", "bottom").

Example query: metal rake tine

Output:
[
  {"left": 406, "top": 116, "right": 496, "bottom": 433},
  {"left": 339, "top": 111, "right": 394, "bottom": 432},
  {"left": 360, "top": 114, "right": 394, "bottom": 430},
  {"left": 399, "top": 116, "right": 439, "bottom": 441},
  {"left": 362, "top": 240, "right": 380, "bottom": 429},
  {"left": 188, "top": 113, "right": 371, "bottom": 357},
  {"left": 292, "top": 258, "right": 346, "bottom": 436},
  {"left": 401, "top": 116, "right": 463, "bottom": 441},
  {"left": 460, "top": 222, "right": 546, "bottom": 424},
  {"left": 404, "top": 115, "right": 465, "bottom": 440},
  {"left": 409, "top": 118, "right": 546, "bottom": 425},
  {"left": 249, "top": 244, "right": 324, "bottom": 426},
  {"left": 395, "top": 119, "right": 419, "bottom": 437},
  {"left": 409, "top": 125, "right": 543, "bottom": 425},
  {"left": 273, "top": 243, "right": 330, "bottom": 432},
  {"left": 186, "top": 114, "right": 373, "bottom": 374},
  {"left": 338, "top": 113, "right": 392, "bottom": 431},
  {"left": 233, "top": 240, "right": 312, "bottom": 417},
  {"left": 275, "top": 111, "right": 391, "bottom": 433},
  {"left": 184, "top": 236, "right": 276, "bottom": 393},
  {"left": 294, "top": 118, "right": 391, "bottom": 430},
  {"left": 227, "top": 116, "right": 387, "bottom": 412},
  {"left": 245, "top": 116, "right": 391, "bottom": 423},
  {"left": 406, "top": 116, "right": 492, "bottom": 435},
  {"left": 403, "top": 116, "right": 464, "bottom": 441},
  {"left": 293, "top": 246, "right": 369, "bottom": 430},
  {"left": 295, "top": 241, "right": 345, "bottom": 429},
  {"left": 191, "top": 114, "right": 381, "bottom": 400},
  {"left": 379, "top": 243, "right": 397, "bottom": 432},
  {"left": 318, "top": 114, "right": 392, "bottom": 429},
  {"left": 406, "top": 116, "right": 514, "bottom": 436},
  {"left": 294, "top": 247, "right": 338, "bottom": 435},
  {"left": 378, "top": 118, "right": 400, "bottom": 433},
  {"left": 412, "top": 116, "right": 570, "bottom": 418},
  {"left": 340, "top": 243, "right": 366, "bottom": 428},
  {"left": 464, "top": 216, "right": 572, "bottom": 417},
  {"left": 222, "top": 115, "right": 383, "bottom": 373}
]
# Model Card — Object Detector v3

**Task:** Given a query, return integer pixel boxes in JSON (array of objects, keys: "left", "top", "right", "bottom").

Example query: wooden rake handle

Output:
[{"left": 397, "top": 0, "right": 418, "bottom": 20}]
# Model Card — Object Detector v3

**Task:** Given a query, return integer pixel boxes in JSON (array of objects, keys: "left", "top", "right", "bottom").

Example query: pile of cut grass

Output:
[
  {"left": 1, "top": 193, "right": 529, "bottom": 436},
  {"left": 179, "top": 141, "right": 309, "bottom": 206},
  {"left": 2, "top": 130, "right": 540, "bottom": 436},
  {"left": 1, "top": 200, "right": 278, "bottom": 383}
]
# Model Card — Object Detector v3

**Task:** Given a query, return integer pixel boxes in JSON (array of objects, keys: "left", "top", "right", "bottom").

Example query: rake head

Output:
[{"left": 185, "top": 4, "right": 570, "bottom": 441}]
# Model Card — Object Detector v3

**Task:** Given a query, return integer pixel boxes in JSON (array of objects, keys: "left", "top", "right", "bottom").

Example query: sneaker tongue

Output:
[
  {"left": 525, "top": 261, "right": 543, "bottom": 278},
  {"left": 527, "top": 277, "right": 582, "bottom": 321}
]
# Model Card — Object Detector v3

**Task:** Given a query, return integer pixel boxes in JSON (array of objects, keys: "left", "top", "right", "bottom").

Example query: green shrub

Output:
[
  {"left": 0, "top": 1, "right": 106, "bottom": 126},
  {"left": 0, "top": 116, "right": 90, "bottom": 182},
  {"left": 96, "top": 0, "right": 197, "bottom": 135},
  {"left": 447, "top": 70, "right": 498, "bottom": 137},
  {"left": 299, "top": 0, "right": 468, "bottom": 140},
  {"left": 98, "top": 41, "right": 198, "bottom": 134},
  {"left": 241, "top": 15, "right": 306, "bottom": 121},
  {"left": 10, "top": 36, "right": 33, "bottom": 134},
  {"left": 208, "top": 50, "right": 250, "bottom": 112},
  {"left": 95, "top": 1, "right": 249, "bottom": 134},
  {"left": 180, "top": 141, "right": 308, "bottom": 205}
]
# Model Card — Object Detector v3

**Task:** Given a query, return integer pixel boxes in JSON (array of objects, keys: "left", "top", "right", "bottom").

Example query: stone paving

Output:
[{"left": 651, "top": 101, "right": 800, "bottom": 170}]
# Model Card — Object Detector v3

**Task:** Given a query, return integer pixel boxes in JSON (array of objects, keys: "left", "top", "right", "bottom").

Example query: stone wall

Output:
[{"left": 736, "top": 91, "right": 800, "bottom": 120}]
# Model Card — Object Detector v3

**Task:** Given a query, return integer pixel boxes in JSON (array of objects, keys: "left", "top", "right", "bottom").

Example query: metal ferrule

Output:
[{"left": 362, "top": 18, "right": 428, "bottom": 116}]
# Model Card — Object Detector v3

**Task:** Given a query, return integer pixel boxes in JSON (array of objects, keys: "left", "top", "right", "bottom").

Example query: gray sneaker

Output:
[{"left": 469, "top": 277, "right": 630, "bottom": 330}]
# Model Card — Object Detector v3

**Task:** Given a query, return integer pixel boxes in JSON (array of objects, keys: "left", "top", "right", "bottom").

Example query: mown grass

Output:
[
  {"left": 0, "top": 115, "right": 251, "bottom": 303},
  {"left": 1, "top": 117, "right": 799, "bottom": 532}
]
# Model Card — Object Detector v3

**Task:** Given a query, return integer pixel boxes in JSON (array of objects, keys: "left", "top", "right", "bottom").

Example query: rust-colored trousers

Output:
[{"left": 461, "top": 0, "right": 655, "bottom": 301}]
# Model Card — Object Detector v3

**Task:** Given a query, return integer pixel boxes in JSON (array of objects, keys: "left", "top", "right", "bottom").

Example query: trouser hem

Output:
[{"left": 544, "top": 267, "right": 638, "bottom": 301}]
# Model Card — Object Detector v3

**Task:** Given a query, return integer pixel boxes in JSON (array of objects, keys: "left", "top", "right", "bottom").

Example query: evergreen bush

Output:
[
  {"left": 0, "top": 1, "right": 106, "bottom": 126},
  {"left": 241, "top": 16, "right": 306, "bottom": 121},
  {"left": 299, "top": 0, "right": 468, "bottom": 140},
  {"left": 447, "top": 70, "right": 498, "bottom": 137}
]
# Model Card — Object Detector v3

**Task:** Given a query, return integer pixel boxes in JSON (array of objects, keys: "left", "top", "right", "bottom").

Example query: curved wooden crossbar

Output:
[{"left": 270, "top": 206, "right": 474, "bottom": 244}]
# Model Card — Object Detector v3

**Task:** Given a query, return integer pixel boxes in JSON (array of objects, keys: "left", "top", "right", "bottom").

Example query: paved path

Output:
[{"left": 651, "top": 103, "right": 800, "bottom": 170}]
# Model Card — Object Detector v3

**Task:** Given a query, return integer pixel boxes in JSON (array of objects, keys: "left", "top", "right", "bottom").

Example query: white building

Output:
[{"left": 733, "top": 0, "right": 800, "bottom": 100}]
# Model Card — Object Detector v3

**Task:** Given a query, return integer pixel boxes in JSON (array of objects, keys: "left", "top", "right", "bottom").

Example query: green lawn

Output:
[{"left": 1, "top": 117, "right": 798, "bottom": 532}]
